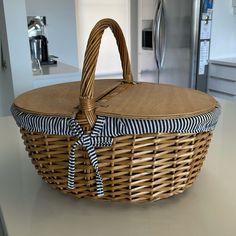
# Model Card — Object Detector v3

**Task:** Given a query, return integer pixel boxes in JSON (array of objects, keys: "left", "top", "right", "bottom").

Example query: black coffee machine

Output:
[
  {"left": 29, "top": 35, "right": 49, "bottom": 64},
  {"left": 28, "top": 16, "right": 57, "bottom": 65}
]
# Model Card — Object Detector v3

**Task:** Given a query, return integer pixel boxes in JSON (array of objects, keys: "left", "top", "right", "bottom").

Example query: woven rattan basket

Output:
[{"left": 12, "top": 19, "right": 220, "bottom": 203}]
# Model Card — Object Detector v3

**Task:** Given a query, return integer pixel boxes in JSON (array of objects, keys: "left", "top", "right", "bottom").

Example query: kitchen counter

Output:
[
  {"left": 0, "top": 98, "right": 236, "bottom": 236},
  {"left": 32, "top": 62, "right": 122, "bottom": 89},
  {"left": 208, "top": 58, "right": 236, "bottom": 101},
  {"left": 210, "top": 57, "right": 236, "bottom": 67},
  {"left": 32, "top": 62, "right": 81, "bottom": 88},
  {"left": 33, "top": 61, "right": 80, "bottom": 77}
]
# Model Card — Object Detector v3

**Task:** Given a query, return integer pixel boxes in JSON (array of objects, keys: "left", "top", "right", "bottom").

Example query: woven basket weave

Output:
[{"left": 12, "top": 19, "right": 219, "bottom": 203}]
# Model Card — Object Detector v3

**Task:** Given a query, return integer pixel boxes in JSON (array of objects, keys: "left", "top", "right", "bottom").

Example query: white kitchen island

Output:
[
  {"left": 32, "top": 62, "right": 81, "bottom": 88},
  {"left": 0, "top": 98, "right": 236, "bottom": 236}
]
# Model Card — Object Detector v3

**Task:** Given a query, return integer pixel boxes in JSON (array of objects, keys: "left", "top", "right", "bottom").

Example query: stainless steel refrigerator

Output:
[{"left": 132, "top": 0, "right": 213, "bottom": 91}]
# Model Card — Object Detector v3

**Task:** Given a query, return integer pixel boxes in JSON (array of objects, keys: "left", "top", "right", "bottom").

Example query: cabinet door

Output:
[
  {"left": 77, "top": 0, "right": 130, "bottom": 76},
  {"left": 208, "top": 63, "right": 236, "bottom": 101}
]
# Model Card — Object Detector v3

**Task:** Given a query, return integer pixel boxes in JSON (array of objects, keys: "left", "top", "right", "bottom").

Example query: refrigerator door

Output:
[{"left": 157, "top": 0, "right": 194, "bottom": 87}]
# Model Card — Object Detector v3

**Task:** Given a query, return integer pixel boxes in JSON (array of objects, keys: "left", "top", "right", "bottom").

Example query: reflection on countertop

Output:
[{"left": 33, "top": 61, "right": 80, "bottom": 77}]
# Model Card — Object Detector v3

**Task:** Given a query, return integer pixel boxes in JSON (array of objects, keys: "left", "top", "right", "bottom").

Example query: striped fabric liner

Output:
[{"left": 11, "top": 104, "right": 221, "bottom": 196}]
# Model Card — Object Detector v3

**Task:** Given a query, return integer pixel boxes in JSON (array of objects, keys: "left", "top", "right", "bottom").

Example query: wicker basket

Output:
[{"left": 12, "top": 19, "right": 220, "bottom": 203}]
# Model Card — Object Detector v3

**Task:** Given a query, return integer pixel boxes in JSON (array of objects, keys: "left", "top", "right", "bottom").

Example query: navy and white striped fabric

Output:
[
  {"left": 68, "top": 119, "right": 112, "bottom": 196},
  {"left": 11, "top": 104, "right": 221, "bottom": 196}
]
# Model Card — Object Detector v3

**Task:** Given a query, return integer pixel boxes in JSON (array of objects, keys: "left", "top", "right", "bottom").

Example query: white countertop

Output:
[
  {"left": 33, "top": 61, "right": 81, "bottom": 78},
  {"left": 0, "top": 98, "right": 236, "bottom": 236},
  {"left": 210, "top": 57, "right": 236, "bottom": 67}
]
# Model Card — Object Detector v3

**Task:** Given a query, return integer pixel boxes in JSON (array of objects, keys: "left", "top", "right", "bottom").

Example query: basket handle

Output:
[{"left": 79, "top": 18, "right": 133, "bottom": 129}]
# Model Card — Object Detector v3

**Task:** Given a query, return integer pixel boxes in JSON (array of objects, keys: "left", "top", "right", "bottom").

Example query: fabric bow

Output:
[{"left": 68, "top": 119, "right": 112, "bottom": 197}]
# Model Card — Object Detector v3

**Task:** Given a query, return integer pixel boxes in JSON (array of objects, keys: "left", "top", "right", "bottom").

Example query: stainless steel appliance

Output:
[
  {"left": 29, "top": 35, "right": 49, "bottom": 64},
  {"left": 27, "top": 16, "right": 57, "bottom": 65},
  {"left": 137, "top": 0, "right": 213, "bottom": 91}
]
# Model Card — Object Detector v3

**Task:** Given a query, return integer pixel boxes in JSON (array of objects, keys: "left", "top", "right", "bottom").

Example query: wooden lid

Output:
[
  {"left": 96, "top": 82, "right": 217, "bottom": 119},
  {"left": 14, "top": 80, "right": 216, "bottom": 119},
  {"left": 14, "top": 79, "right": 121, "bottom": 117}
]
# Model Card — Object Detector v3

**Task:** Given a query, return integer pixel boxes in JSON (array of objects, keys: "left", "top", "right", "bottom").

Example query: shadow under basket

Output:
[{"left": 12, "top": 18, "right": 220, "bottom": 203}]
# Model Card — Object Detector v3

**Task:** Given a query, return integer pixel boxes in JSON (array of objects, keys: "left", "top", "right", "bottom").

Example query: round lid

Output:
[
  {"left": 14, "top": 79, "right": 121, "bottom": 117},
  {"left": 95, "top": 82, "right": 217, "bottom": 119},
  {"left": 14, "top": 80, "right": 217, "bottom": 119}
]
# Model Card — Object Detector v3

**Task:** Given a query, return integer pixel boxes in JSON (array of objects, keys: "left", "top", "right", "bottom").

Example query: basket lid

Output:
[
  {"left": 14, "top": 80, "right": 217, "bottom": 119},
  {"left": 14, "top": 79, "right": 121, "bottom": 117},
  {"left": 95, "top": 82, "right": 217, "bottom": 119}
]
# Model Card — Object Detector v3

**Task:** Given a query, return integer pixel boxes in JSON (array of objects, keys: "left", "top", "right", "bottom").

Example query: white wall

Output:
[
  {"left": 130, "top": 0, "right": 138, "bottom": 80},
  {"left": 210, "top": 0, "right": 236, "bottom": 59},
  {"left": 0, "top": 0, "right": 33, "bottom": 117},
  {"left": 4, "top": 0, "right": 33, "bottom": 97},
  {"left": 0, "top": 0, "right": 80, "bottom": 116},
  {"left": 25, "top": 0, "right": 78, "bottom": 67},
  {"left": 0, "top": 0, "right": 14, "bottom": 116},
  {"left": 76, "top": 0, "right": 130, "bottom": 76}
]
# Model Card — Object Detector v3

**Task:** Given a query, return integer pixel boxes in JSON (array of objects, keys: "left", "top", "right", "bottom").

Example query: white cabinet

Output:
[
  {"left": 208, "top": 58, "right": 236, "bottom": 101},
  {"left": 206, "top": 0, "right": 236, "bottom": 101}
]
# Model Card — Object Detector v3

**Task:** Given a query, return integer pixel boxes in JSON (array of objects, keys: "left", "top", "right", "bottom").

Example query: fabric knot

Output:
[
  {"left": 80, "top": 134, "right": 92, "bottom": 146},
  {"left": 68, "top": 119, "right": 83, "bottom": 138},
  {"left": 67, "top": 119, "right": 112, "bottom": 197}
]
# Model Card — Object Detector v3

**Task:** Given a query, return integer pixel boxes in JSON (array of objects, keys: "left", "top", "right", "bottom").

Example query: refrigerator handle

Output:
[
  {"left": 153, "top": 0, "right": 165, "bottom": 70},
  {"left": 160, "top": 0, "right": 166, "bottom": 69},
  {"left": 153, "top": 0, "right": 161, "bottom": 70}
]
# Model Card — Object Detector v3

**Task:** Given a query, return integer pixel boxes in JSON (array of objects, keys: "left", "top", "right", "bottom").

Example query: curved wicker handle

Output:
[{"left": 79, "top": 18, "right": 133, "bottom": 129}]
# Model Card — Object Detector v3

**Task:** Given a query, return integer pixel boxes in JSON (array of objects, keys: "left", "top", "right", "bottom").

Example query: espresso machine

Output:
[{"left": 28, "top": 16, "right": 57, "bottom": 65}]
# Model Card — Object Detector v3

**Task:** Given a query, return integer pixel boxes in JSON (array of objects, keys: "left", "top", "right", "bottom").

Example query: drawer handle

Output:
[
  {"left": 210, "top": 76, "right": 236, "bottom": 83},
  {"left": 209, "top": 89, "right": 236, "bottom": 97}
]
